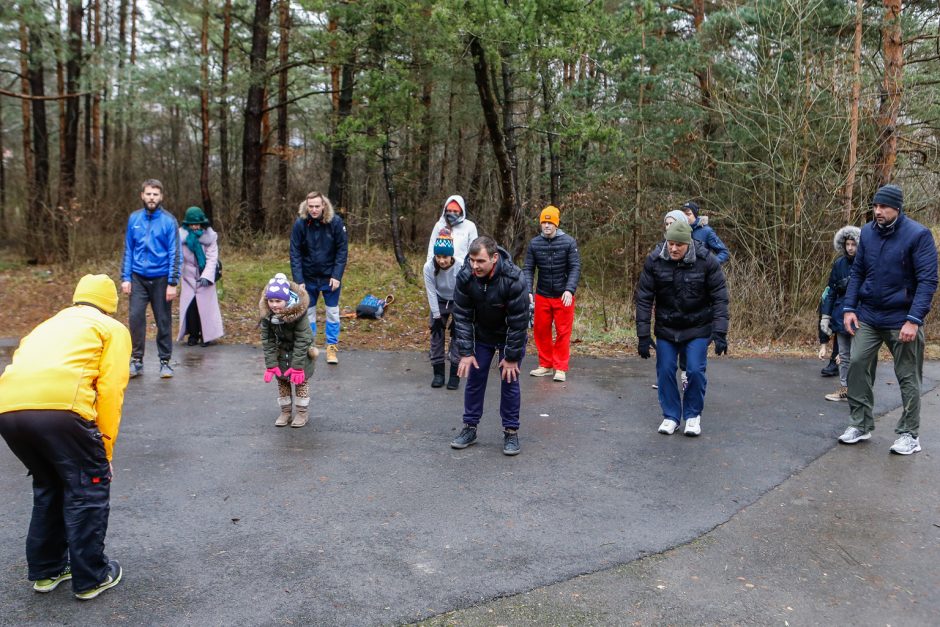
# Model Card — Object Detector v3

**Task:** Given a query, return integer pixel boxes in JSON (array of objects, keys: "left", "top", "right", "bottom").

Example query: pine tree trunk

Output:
[
  {"left": 276, "top": 0, "right": 291, "bottom": 207},
  {"left": 875, "top": 0, "right": 902, "bottom": 185},
  {"left": 843, "top": 0, "right": 863, "bottom": 221},
  {"left": 59, "top": 0, "right": 83, "bottom": 228},
  {"left": 218, "top": 0, "right": 232, "bottom": 209},
  {"left": 199, "top": 0, "right": 214, "bottom": 220},
  {"left": 328, "top": 61, "right": 355, "bottom": 209},
  {"left": 28, "top": 27, "right": 52, "bottom": 261},
  {"left": 241, "top": 0, "right": 272, "bottom": 232},
  {"left": 18, "top": 19, "right": 33, "bottom": 210},
  {"left": 381, "top": 136, "right": 414, "bottom": 280}
]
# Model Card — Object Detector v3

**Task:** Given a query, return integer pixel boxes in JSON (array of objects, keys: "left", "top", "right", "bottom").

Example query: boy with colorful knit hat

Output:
[
  {"left": 423, "top": 228, "right": 462, "bottom": 389},
  {"left": 523, "top": 205, "right": 582, "bottom": 382}
]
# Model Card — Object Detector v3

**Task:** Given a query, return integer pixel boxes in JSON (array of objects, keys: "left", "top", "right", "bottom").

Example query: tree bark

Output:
[
  {"left": 59, "top": 0, "right": 83, "bottom": 221},
  {"left": 693, "top": 0, "right": 716, "bottom": 188},
  {"left": 843, "top": 0, "right": 863, "bottom": 221},
  {"left": 27, "top": 26, "right": 52, "bottom": 261},
  {"left": 468, "top": 34, "right": 517, "bottom": 251},
  {"left": 328, "top": 61, "right": 355, "bottom": 209},
  {"left": 276, "top": 0, "right": 291, "bottom": 206},
  {"left": 18, "top": 18, "right": 34, "bottom": 209},
  {"left": 241, "top": 0, "right": 273, "bottom": 232},
  {"left": 539, "top": 61, "right": 559, "bottom": 205},
  {"left": 90, "top": 0, "right": 102, "bottom": 200},
  {"left": 199, "top": 0, "right": 214, "bottom": 220},
  {"left": 875, "top": 0, "right": 903, "bottom": 185},
  {"left": 218, "top": 0, "right": 232, "bottom": 209},
  {"left": 381, "top": 135, "right": 414, "bottom": 280}
]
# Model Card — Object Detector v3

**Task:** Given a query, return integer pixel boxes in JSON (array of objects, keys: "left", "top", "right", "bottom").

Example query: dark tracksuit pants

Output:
[
  {"left": 0, "top": 410, "right": 112, "bottom": 593},
  {"left": 429, "top": 299, "right": 459, "bottom": 365},
  {"left": 462, "top": 342, "right": 525, "bottom": 430},
  {"left": 130, "top": 273, "right": 173, "bottom": 362}
]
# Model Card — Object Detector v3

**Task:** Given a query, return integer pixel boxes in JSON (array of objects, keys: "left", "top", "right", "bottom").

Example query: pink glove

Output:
[
  {"left": 263, "top": 367, "right": 282, "bottom": 383},
  {"left": 285, "top": 367, "right": 306, "bottom": 385}
]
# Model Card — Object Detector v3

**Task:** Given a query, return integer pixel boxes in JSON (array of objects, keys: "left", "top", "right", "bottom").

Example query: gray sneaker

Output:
[
  {"left": 159, "top": 360, "right": 174, "bottom": 378},
  {"left": 129, "top": 360, "right": 143, "bottom": 378},
  {"left": 450, "top": 426, "right": 477, "bottom": 449},
  {"left": 838, "top": 426, "right": 871, "bottom": 444},
  {"left": 889, "top": 433, "right": 921, "bottom": 455}
]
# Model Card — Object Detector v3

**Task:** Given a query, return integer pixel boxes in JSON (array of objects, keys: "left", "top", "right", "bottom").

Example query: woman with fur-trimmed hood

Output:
[
  {"left": 819, "top": 225, "right": 861, "bottom": 402},
  {"left": 259, "top": 274, "right": 318, "bottom": 428}
]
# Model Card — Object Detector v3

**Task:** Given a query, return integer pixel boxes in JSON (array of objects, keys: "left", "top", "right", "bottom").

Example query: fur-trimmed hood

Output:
[
  {"left": 297, "top": 197, "right": 335, "bottom": 224},
  {"left": 259, "top": 281, "right": 311, "bottom": 323},
  {"left": 833, "top": 225, "right": 861, "bottom": 255}
]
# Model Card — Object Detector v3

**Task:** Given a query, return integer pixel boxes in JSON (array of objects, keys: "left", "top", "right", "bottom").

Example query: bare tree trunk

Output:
[
  {"left": 90, "top": 0, "right": 102, "bottom": 201},
  {"left": 276, "top": 0, "right": 291, "bottom": 207},
  {"left": 539, "top": 60, "right": 559, "bottom": 205},
  {"left": 466, "top": 123, "right": 487, "bottom": 213},
  {"left": 693, "top": 0, "right": 716, "bottom": 188},
  {"left": 199, "top": 0, "right": 214, "bottom": 220},
  {"left": 218, "top": 0, "right": 232, "bottom": 209},
  {"left": 55, "top": 0, "right": 66, "bottom": 188},
  {"left": 18, "top": 18, "right": 34, "bottom": 210},
  {"left": 328, "top": 61, "right": 355, "bottom": 209},
  {"left": 28, "top": 26, "right": 53, "bottom": 261},
  {"left": 875, "top": 0, "right": 903, "bottom": 185},
  {"left": 381, "top": 135, "right": 414, "bottom": 280},
  {"left": 59, "top": 0, "right": 83, "bottom": 227},
  {"left": 114, "top": 0, "right": 127, "bottom": 193},
  {"left": 843, "top": 0, "right": 863, "bottom": 222},
  {"left": 440, "top": 84, "right": 454, "bottom": 192},
  {"left": 0, "top": 100, "right": 5, "bottom": 235},
  {"left": 631, "top": 6, "right": 647, "bottom": 290},
  {"left": 418, "top": 73, "right": 433, "bottom": 201},
  {"left": 468, "top": 35, "right": 517, "bottom": 250},
  {"left": 241, "top": 0, "right": 272, "bottom": 232}
]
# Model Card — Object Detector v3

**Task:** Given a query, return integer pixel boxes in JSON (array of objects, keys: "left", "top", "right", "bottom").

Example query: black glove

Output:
[
  {"left": 712, "top": 332, "right": 728, "bottom": 356},
  {"left": 430, "top": 316, "right": 444, "bottom": 333},
  {"left": 197, "top": 278, "right": 211, "bottom": 288},
  {"left": 637, "top": 336, "right": 652, "bottom": 359}
]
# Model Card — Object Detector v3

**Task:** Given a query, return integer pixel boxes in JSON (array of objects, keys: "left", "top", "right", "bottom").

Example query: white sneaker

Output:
[
  {"left": 657, "top": 419, "right": 678, "bottom": 435},
  {"left": 530, "top": 366, "right": 554, "bottom": 377},
  {"left": 889, "top": 433, "right": 921, "bottom": 455},
  {"left": 684, "top": 415, "right": 701, "bottom": 436},
  {"left": 838, "top": 426, "right": 871, "bottom": 444},
  {"left": 552, "top": 370, "right": 566, "bottom": 382}
]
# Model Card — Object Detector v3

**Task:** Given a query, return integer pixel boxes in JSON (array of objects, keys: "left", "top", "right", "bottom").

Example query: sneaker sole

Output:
[
  {"left": 658, "top": 427, "right": 677, "bottom": 435},
  {"left": 684, "top": 429, "right": 701, "bottom": 437},
  {"left": 530, "top": 372, "right": 554, "bottom": 377},
  {"left": 838, "top": 433, "right": 872, "bottom": 444},
  {"left": 74, "top": 568, "right": 122, "bottom": 600},
  {"left": 890, "top": 444, "right": 921, "bottom": 455},
  {"left": 450, "top": 439, "right": 477, "bottom": 450},
  {"left": 503, "top": 448, "right": 521, "bottom": 456},
  {"left": 33, "top": 574, "right": 72, "bottom": 593},
  {"left": 825, "top": 397, "right": 848, "bottom": 402}
]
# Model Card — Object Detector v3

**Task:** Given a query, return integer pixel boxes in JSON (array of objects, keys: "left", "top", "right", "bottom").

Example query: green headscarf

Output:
[{"left": 183, "top": 207, "right": 209, "bottom": 271}]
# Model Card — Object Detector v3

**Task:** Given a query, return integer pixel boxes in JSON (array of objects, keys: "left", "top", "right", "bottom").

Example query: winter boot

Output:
[
  {"left": 431, "top": 363, "right": 445, "bottom": 388},
  {"left": 820, "top": 360, "right": 838, "bottom": 377},
  {"left": 446, "top": 363, "right": 460, "bottom": 390},
  {"left": 291, "top": 397, "right": 310, "bottom": 428},
  {"left": 275, "top": 397, "right": 292, "bottom": 427}
]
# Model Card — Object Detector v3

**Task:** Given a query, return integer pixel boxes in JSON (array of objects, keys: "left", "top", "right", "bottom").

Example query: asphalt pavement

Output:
[{"left": 0, "top": 343, "right": 935, "bottom": 625}]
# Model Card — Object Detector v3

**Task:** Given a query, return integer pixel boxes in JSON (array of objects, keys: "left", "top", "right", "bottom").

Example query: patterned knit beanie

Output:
[
  {"left": 433, "top": 229, "right": 455, "bottom": 257},
  {"left": 265, "top": 273, "right": 292, "bottom": 301}
]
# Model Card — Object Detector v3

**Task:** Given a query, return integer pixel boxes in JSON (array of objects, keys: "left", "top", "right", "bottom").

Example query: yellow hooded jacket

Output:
[{"left": 0, "top": 275, "right": 131, "bottom": 460}]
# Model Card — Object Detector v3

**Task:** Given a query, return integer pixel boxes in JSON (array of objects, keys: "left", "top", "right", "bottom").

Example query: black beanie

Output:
[
  {"left": 872, "top": 184, "right": 903, "bottom": 211},
  {"left": 682, "top": 201, "right": 700, "bottom": 217}
]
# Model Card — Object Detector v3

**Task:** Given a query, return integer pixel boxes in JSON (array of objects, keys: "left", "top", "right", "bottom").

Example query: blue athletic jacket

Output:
[
  {"left": 843, "top": 213, "right": 938, "bottom": 329},
  {"left": 691, "top": 220, "right": 730, "bottom": 264},
  {"left": 121, "top": 207, "right": 181, "bottom": 284}
]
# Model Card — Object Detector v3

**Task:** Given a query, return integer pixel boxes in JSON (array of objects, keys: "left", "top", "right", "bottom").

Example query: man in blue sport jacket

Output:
[
  {"left": 839, "top": 184, "right": 938, "bottom": 455},
  {"left": 121, "top": 179, "right": 181, "bottom": 379}
]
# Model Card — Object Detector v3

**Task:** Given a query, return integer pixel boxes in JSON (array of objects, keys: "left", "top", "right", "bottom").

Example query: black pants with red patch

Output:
[{"left": 0, "top": 410, "right": 112, "bottom": 593}]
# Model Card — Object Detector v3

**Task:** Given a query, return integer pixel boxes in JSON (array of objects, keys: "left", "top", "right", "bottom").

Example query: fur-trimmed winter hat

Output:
[
  {"left": 872, "top": 184, "right": 903, "bottom": 211},
  {"left": 433, "top": 228, "right": 455, "bottom": 257},
  {"left": 833, "top": 225, "right": 861, "bottom": 255},
  {"left": 265, "top": 273, "right": 292, "bottom": 301}
]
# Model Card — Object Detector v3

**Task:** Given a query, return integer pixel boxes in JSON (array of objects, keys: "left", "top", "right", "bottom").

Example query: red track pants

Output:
[{"left": 533, "top": 294, "right": 575, "bottom": 372}]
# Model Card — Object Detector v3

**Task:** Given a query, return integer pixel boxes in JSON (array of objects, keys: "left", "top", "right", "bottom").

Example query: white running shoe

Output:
[
  {"left": 889, "top": 433, "right": 921, "bottom": 455},
  {"left": 657, "top": 419, "right": 678, "bottom": 435},
  {"left": 684, "top": 415, "right": 701, "bottom": 436},
  {"left": 838, "top": 426, "right": 871, "bottom": 444}
]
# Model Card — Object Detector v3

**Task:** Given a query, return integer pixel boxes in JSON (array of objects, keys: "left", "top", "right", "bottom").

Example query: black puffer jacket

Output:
[
  {"left": 635, "top": 241, "right": 729, "bottom": 343},
  {"left": 453, "top": 246, "right": 529, "bottom": 361},
  {"left": 523, "top": 230, "right": 581, "bottom": 298}
]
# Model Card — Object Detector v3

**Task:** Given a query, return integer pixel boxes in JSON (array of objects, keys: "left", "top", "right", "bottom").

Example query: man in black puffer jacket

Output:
[
  {"left": 523, "top": 205, "right": 581, "bottom": 383},
  {"left": 635, "top": 221, "right": 729, "bottom": 437},
  {"left": 450, "top": 236, "right": 530, "bottom": 456}
]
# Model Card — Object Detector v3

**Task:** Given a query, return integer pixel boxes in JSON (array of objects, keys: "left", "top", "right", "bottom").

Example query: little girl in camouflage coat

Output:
[{"left": 260, "top": 274, "right": 318, "bottom": 427}]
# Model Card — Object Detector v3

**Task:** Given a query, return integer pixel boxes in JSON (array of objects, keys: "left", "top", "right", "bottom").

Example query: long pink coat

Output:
[{"left": 177, "top": 227, "right": 224, "bottom": 343}]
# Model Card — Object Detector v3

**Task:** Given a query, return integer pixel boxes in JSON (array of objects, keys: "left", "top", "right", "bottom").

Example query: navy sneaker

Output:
[
  {"left": 129, "top": 360, "right": 143, "bottom": 378},
  {"left": 450, "top": 426, "right": 477, "bottom": 449},
  {"left": 503, "top": 431, "right": 520, "bottom": 456},
  {"left": 159, "top": 360, "right": 174, "bottom": 378},
  {"left": 74, "top": 560, "right": 122, "bottom": 600}
]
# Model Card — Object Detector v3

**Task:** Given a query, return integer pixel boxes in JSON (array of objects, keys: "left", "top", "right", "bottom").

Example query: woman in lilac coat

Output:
[{"left": 177, "top": 206, "right": 224, "bottom": 346}]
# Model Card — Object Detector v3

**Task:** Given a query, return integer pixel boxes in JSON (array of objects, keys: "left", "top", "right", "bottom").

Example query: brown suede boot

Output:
[
  {"left": 275, "top": 397, "right": 292, "bottom": 427},
  {"left": 291, "top": 398, "right": 310, "bottom": 428}
]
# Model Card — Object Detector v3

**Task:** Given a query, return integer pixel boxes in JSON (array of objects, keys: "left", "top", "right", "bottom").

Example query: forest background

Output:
[{"left": 0, "top": 0, "right": 939, "bottom": 352}]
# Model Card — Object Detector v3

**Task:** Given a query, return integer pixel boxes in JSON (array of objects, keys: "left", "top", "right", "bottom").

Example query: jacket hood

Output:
[
  {"left": 73, "top": 274, "right": 119, "bottom": 314},
  {"left": 297, "top": 198, "right": 335, "bottom": 224},
  {"left": 833, "top": 225, "right": 861, "bottom": 255},
  {"left": 259, "top": 281, "right": 311, "bottom": 323},
  {"left": 439, "top": 195, "right": 467, "bottom": 223}
]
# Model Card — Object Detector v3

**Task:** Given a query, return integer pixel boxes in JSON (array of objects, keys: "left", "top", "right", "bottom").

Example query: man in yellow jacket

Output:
[{"left": 0, "top": 274, "right": 131, "bottom": 600}]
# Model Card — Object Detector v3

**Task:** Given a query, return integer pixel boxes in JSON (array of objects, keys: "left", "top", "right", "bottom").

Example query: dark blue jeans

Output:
[
  {"left": 129, "top": 273, "right": 173, "bottom": 361},
  {"left": 305, "top": 279, "right": 342, "bottom": 345},
  {"left": 462, "top": 342, "right": 524, "bottom": 430},
  {"left": 656, "top": 337, "right": 710, "bottom": 424},
  {"left": 0, "top": 410, "right": 112, "bottom": 593}
]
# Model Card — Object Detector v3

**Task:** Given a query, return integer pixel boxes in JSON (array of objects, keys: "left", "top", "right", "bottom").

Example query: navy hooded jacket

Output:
[{"left": 843, "top": 213, "right": 938, "bottom": 329}]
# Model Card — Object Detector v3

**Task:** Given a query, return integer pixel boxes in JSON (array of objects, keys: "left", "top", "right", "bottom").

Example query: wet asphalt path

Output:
[{"left": 0, "top": 343, "right": 930, "bottom": 625}]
